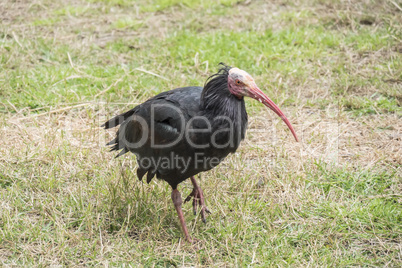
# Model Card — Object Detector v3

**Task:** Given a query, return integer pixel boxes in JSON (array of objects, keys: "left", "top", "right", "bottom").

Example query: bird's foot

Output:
[{"left": 184, "top": 183, "right": 211, "bottom": 223}]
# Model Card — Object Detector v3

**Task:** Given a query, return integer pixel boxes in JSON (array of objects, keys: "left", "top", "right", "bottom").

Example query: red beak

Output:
[{"left": 247, "top": 84, "right": 299, "bottom": 142}]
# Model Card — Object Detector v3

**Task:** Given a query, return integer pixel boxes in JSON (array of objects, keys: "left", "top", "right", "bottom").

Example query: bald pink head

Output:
[{"left": 227, "top": 67, "right": 299, "bottom": 142}]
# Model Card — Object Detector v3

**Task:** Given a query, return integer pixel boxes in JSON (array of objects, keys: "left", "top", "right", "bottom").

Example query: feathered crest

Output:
[
  {"left": 203, "top": 62, "right": 231, "bottom": 88},
  {"left": 200, "top": 63, "right": 233, "bottom": 109}
]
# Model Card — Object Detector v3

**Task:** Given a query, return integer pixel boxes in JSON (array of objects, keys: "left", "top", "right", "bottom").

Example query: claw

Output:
[
  {"left": 185, "top": 176, "right": 211, "bottom": 223},
  {"left": 184, "top": 189, "right": 195, "bottom": 203},
  {"left": 192, "top": 197, "right": 197, "bottom": 215}
]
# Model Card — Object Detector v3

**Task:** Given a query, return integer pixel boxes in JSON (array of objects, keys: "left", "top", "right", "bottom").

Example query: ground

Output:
[{"left": 0, "top": 0, "right": 401, "bottom": 266}]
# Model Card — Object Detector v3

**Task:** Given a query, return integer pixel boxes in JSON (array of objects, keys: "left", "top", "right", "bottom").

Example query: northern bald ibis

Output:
[{"left": 103, "top": 64, "right": 298, "bottom": 243}]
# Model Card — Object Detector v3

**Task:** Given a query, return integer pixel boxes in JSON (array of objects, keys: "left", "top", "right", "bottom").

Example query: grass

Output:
[{"left": 0, "top": 0, "right": 401, "bottom": 266}]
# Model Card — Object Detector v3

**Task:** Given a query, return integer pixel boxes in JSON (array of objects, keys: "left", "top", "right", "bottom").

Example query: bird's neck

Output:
[
  {"left": 200, "top": 85, "right": 248, "bottom": 144},
  {"left": 200, "top": 89, "right": 245, "bottom": 118}
]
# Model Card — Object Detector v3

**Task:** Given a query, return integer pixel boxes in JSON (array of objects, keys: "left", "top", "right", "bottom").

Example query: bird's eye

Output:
[{"left": 235, "top": 79, "right": 241, "bottom": 85}]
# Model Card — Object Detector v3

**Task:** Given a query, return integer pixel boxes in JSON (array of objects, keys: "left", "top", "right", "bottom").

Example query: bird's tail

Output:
[{"left": 101, "top": 107, "right": 138, "bottom": 129}]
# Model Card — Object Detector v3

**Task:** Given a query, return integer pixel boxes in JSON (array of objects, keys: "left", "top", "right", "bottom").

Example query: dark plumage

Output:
[
  {"left": 103, "top": 65, "right": 246, "bottom": 188},
  {"left": 103, "top": 64, "right": 298, "bottom": 242}
]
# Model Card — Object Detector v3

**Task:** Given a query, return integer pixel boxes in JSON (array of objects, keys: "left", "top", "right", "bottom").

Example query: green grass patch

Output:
[
  {"left": 53, "top": 6, "right": 90, "bottom": 16},
  {"left": 141, "top": 0, "right": 241, "bottom": 12},
  {"left": 342, "top": 95, "right": 401, "bottom": 116},
  {"left": 32, "top": 17, "right": 61, "bottom": 26},
  {"left": 111, "top": 17, "right": 143, "bottom": 30}
]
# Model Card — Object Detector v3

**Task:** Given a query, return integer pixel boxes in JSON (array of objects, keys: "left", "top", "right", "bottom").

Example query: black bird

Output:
[{"left": 103, "top": 64, "right": 298, "bottom": 243}]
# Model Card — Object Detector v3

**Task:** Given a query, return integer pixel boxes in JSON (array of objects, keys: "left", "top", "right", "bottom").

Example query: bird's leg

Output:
[
  {"left": 184, "top": 176, "right": 211, "bottom": 223},
  {"left": 171, "top": 188, "right": 193, "bottom": 243}
]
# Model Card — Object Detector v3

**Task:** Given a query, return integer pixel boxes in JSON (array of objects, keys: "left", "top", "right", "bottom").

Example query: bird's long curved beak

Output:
[{"left": 247, "top": 84, "right": 299, "bottom": 142}]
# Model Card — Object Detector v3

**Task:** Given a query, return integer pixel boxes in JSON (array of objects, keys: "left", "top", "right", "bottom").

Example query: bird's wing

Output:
[
  {"left": 104, "top": 86, "right": 203, "bottom": 157},
  {"left": 102, "top": 87, "right": 202, "bottom": 129}
]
